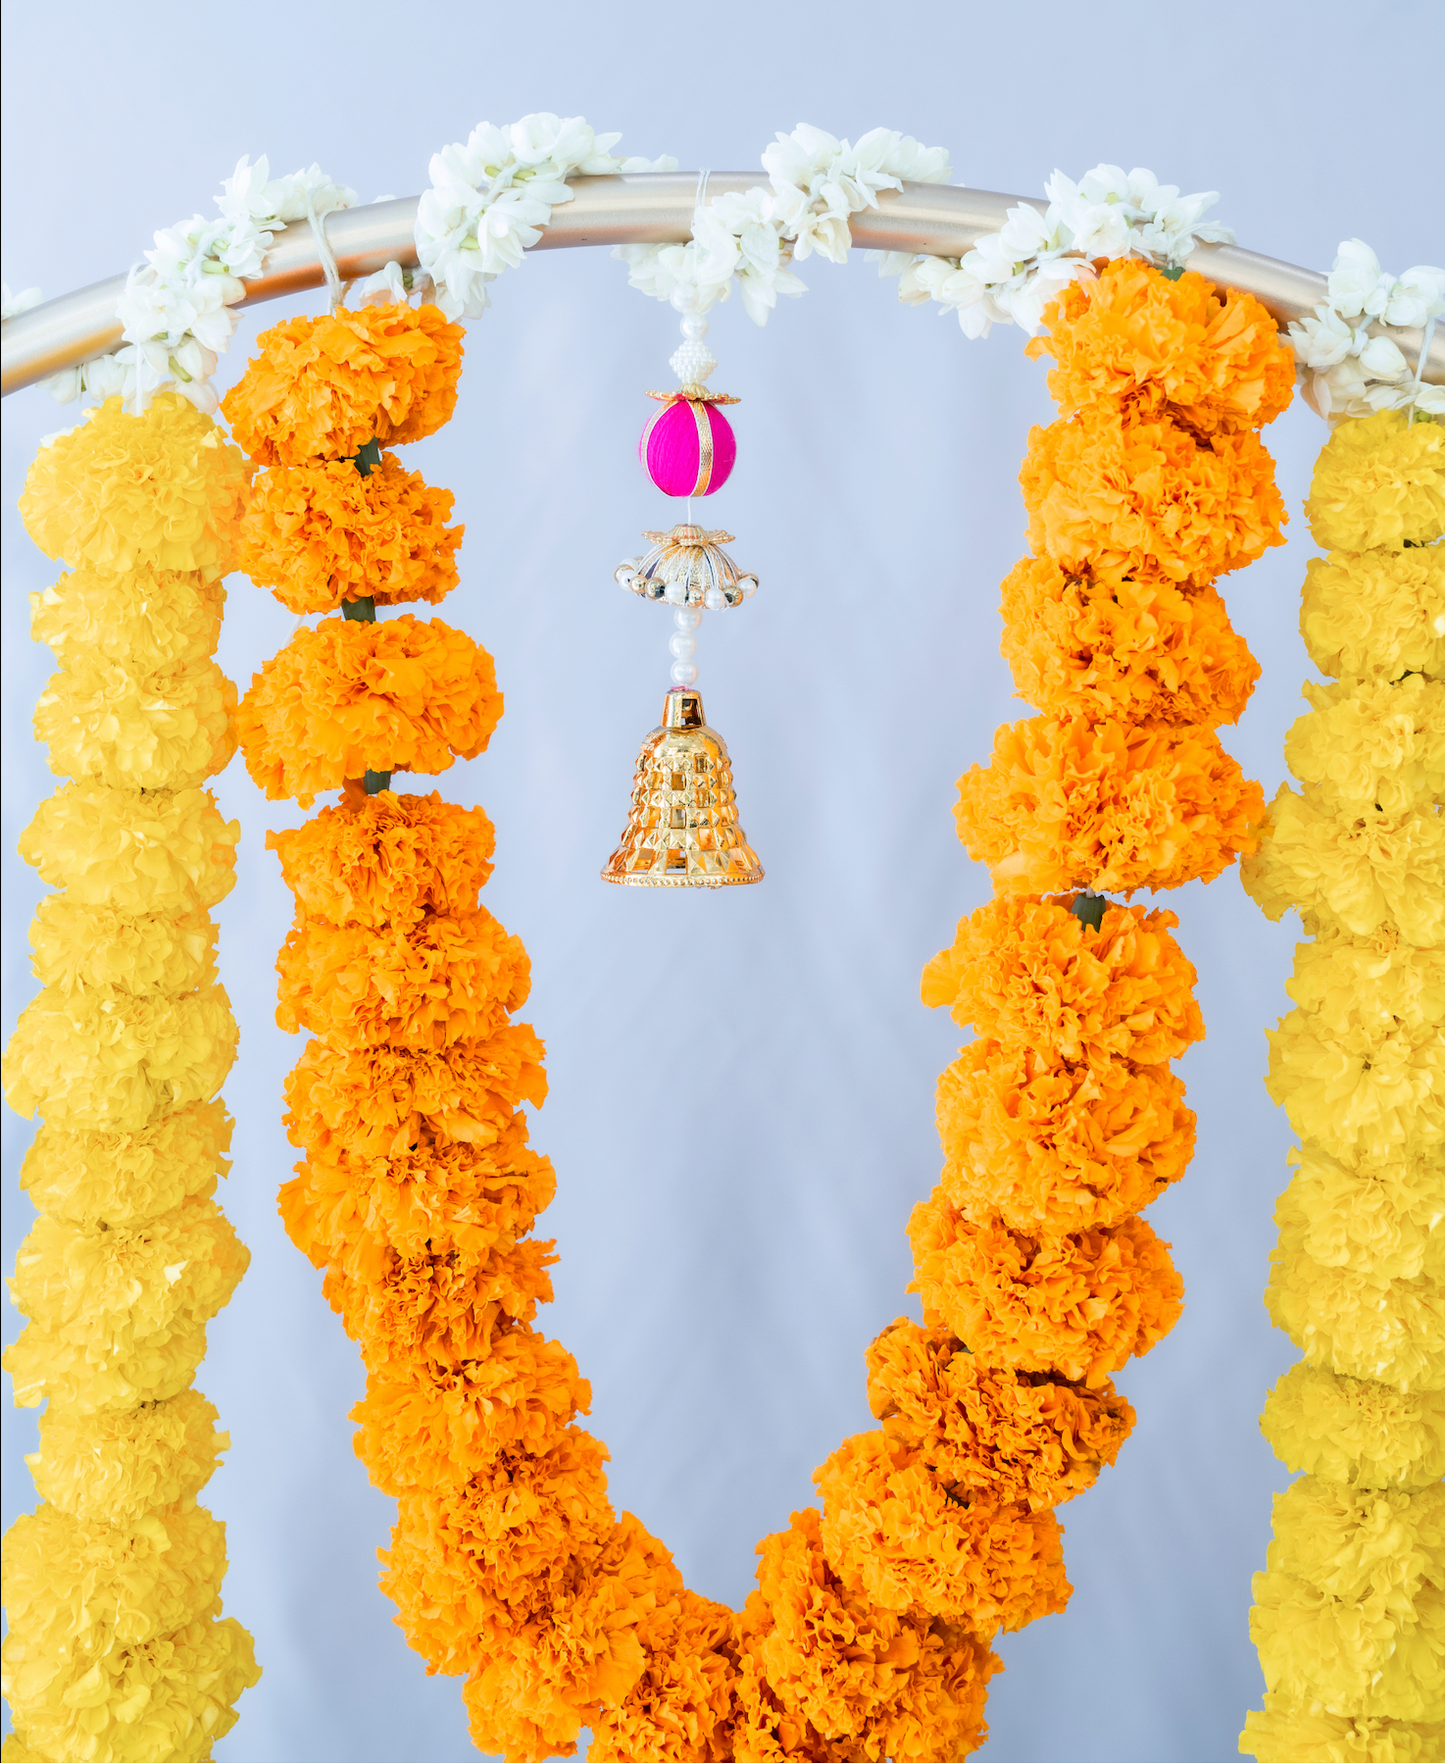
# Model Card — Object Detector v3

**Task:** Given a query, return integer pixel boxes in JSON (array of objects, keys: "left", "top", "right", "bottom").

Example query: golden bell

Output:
[{"left": 602, "top": 689, "right": 763, "bottom": 888}]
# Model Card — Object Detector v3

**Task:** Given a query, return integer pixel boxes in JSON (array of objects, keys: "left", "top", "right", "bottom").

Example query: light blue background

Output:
[{"left": 3, "top": 2, "right": 1437, "bottom": 1758}]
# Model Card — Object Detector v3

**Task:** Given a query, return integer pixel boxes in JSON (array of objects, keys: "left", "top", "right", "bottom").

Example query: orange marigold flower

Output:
[
  {"left": 998, "top": 556, "right": 1259, "bottom": 726},
  {"left": 268, "top": 790, "right": 495, "bottom": 929},
  {"left": 283, "top": 1023, "right": 547, "bottom": 1159},
  {"left": 381, "top": 1427, "right": 618, "bottom": 1674},
  {"left": 908, "top": 1189, "right": 1184, "bottom": 1386},
  {"left": 1019, "top": 407, "right": 1287, "bottom": 589},
  {"left": 815, "top": 1431, "right": 1070, "bottom": 1635},
  {"left": 737, "top": 1507, "right": 999, "bottom": 1762},
  {"left": 275, "top": 907, "right": 530, "bottom": 1049},
  {"left": 589, "top": 1589, "right": 739, "bottom": 1763},
  {"left": 236, "top": 615, "right": 502, "bottom": 806},
  {"left": 238, "top": 454, "right": 463, "bottom": 613},
  {"left": 865, "top": 1318, "right": 1134, "bottom": 1510},
  {"left": 462, "top": 1514, "right": 682, "bottom": 1763},
  {"left": 935, "top": 1039, "right": 1194, "bottom": 1233},
  {"left": 221, "top": 301, "right": 464, "bottom": 465},
  {"left": 353, "top": 1323, "right": 590, "bottom": 1497},
  {"left": 279, "top": 1128, "right": 554, "bottom": 1276},
  {"left": 953, "top": 712, "right": 1264, "bottom": 894},
  {"left": 1027, "top": 259, "right": 1293, "bottom": 435},
  {"left": 325, "top": 1237, "right": 558, "bottom": 1375},
  {"left": 922, "top": 894, "right": 1204, "bottom": 1067}
]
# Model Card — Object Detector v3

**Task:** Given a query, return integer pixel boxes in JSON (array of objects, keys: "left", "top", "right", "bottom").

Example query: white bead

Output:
[
  {"left": 670, "top": 660, "right": 699, "bottom": 686},
  {"left": 669, "top": 338, "right": 717, "bottom": 384},
  {"left": 681, "top": 313, "right": 708, "bottom": 340},
  {"left": 702, "top": 585, "right": 727, "bottom": 611},
  {"left": 669, "top": 632, "right": 697, "bottom": 659},
  {"left": 673, "top": 605, "right": 702, "bottom": 631},
  {"left": 669, "top": 283, "right": 702, "bottom": 314},
  {"left": 663, "top": 579, "right": 688, "bottom": 605}
]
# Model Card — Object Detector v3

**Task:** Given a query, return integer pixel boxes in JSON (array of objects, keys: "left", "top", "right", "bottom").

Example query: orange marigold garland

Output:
[
  {"left": 912, "top": 255, "right": 1289, "bottom": 1718},
  {"left": 233, "top": 261, "right": 1287, "bottom": 1761}
]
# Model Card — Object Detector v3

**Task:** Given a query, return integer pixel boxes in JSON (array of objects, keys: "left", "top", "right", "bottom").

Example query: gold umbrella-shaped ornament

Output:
[{"left": 602, "top": 310, "right": 763, "bottom": 889}]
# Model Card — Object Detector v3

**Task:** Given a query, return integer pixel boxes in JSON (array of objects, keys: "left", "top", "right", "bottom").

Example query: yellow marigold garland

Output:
[
  {"left": 1240, "top": 408, "right": 1445, "bottom": 1760},
  {"left": 2, "top": 393, "right": 260, "bottom": 1758}
]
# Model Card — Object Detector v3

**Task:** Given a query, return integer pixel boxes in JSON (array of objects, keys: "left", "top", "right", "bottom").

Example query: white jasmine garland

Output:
[
  {"left": 2, "top": 283, "right": 44, "bottom": 321},
  {"left": 46, "top": 157, "right": 358, "bottom": 414},
  {"left": 875, "top": 163, "right": 1235, "bottom": 339},
  {"left": 417, "top": 114, "right": 677, "bottom": 320},
  {"left": 615, "top": 123, "right": 952, "bottom": 325},
  {"left": 1287, "top": 239, "right": 1445, "bottom": 420}
]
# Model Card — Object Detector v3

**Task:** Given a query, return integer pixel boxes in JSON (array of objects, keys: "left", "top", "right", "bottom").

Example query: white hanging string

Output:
[
  {"left": 304, "top": 189, "right": 345, "bottom": 309},
  {"left": 684, "top": 168, "right": 711, "bottom": 532},
  {"left": 1414, "top": 313, "right": 1438, "bottom": 400}
]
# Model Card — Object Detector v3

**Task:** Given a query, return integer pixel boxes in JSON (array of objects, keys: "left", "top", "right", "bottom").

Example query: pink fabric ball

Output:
[{"left": 639, "top": 398, "right": 736, "bottom": 497}]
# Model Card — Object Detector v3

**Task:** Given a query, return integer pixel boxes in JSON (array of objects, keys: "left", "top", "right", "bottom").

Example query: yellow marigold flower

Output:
[
  {"left": 30, "top": 565, "right": 225, "bottom": 672},
  {"left": 1242, "top": 786, "right": 1445, "bottom": 948},
  {"left": 2, "top": 1609, "right": 259, "bottom": 1763},
  {"left": 3, "top": 1498, "right": 225, "bottom": 1661},
  {"left": 353, "top": 1325, "right": 591, "bottom": 1497},
  {"left": 936, "top": 1038, "right": 1194, "bottom": 1232},
  {"left": 1029, "top": 259, "right": 1294, "bottom": 435},
  {"left": 18, "top": 393, "right": 250, "bottom": 574},
  {"left": 1241, "top": 1696, "right": 1445, "bottom": 1763},
  {"left": 1268, "top": 1195, "right": 1445, "bottom": 1391},
  {"left": 267, "top": 789, "right": 495, "bottom": 929},
  {"left": 4, "top": 984, "right": 237, "bottom": 1133},
  {"left": 908, "top": 1187, "right": 1184, "bottom": 1386},
  {"left": 283, "top": 1022, "right": 545, "bottom": 1160},
  {"left": 1265, "top": 931, "right": 1445, "bottom": 1164},
  {"left": 19, "top": 1100, "right": 232, "bottom": 1228},
  {"left": 221, "top": 300, "right": 464, "bottom": 465},
  {"left": 955, "top": 712, "right": 1263, "bottom": 895},
  {"left": 236, "top": 614, "right": 502, "bottom": 807},
  {"left": 19, "top": 781, "right": 239, "bottom": 914},
  {"left": 1300, "top": 543, "right": 1445, "bottom": 685},
  {"left": 1275, "top": 1144, "right": 1445, "bottom": 1285},
  {"left": 589, "top": 1588, "right": 739, "bottom": 1763},
  {"left": 275, "top": 907, "right": 529, "bottom": 1049},
  {"left": 35, "top": 655, "right": 237, "bottom": 790},
  {"left": 1306, "top": 410, "right": 1445, "bottom": 552},
  {"left": 922, "top": 893, "right": 1204, "bottom": 1068},
  {"left": 280, "top": 1129, "right": 553, "bottom": 1274},
  {"left": 30, "top": 899, "right": 217, "bottom": 999},
  {"left": 3, "top": 1197, "right": 250, "bottom": 1411},
  {"left": 999, "top": 557, "right": 1259, "bottom": 726},
  {"left": 736, "top": 1506, "right": 999, "bottom": 1762},
  {"left": 1020, "top": 407, "right": 1287, "bottom": 590},
  {"left": 30, "top": 1389, "right": 229, "bottom": 1524},
  {"left": 814, "top": 1431, "right": 1070, "bottom": 1635},
  {"left": 864, "top": 1317, "right": 1134, "bottom": 1511},
  {"left": 239, "top": 454, "right": 463, "bottom": 613},
  {"left": 1284, "top": 675, "right": 1445, "bottom": 817},
  {"left": 1250, "top": 1478, "right": 1445, "bottom": 1722},
  {"left": 1261, "top": 1364, "right": 1445, "bottom": 1490}
]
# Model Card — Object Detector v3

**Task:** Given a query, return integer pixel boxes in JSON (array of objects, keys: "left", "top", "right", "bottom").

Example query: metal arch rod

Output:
[{"left": 5, "top": 173, "right": 1443, "bottom": 396}]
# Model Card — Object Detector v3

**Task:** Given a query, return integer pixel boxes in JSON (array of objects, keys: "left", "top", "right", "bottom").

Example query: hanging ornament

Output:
[
  {"left": 638, "top": 323, "right": 739, "bottom": 497},
  {"left": 601, "top": 686, "right": 763, "bottom": 887},
  {"left": 604, "top": 280, "right": 762, "bottom": 887}
]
